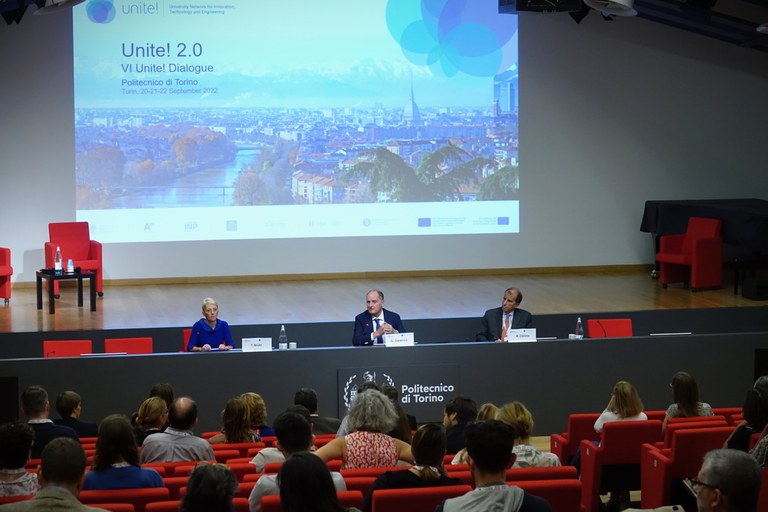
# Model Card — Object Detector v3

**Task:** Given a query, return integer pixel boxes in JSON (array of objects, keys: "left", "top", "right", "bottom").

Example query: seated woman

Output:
[
  {"left": 315, "top": 389, "right": 413, "bottom": 469},
  {"left": 279, "top": 452, "right": 360, "bottom": 512},
  {"left": 663, "top": 371, "right": 713, "bottom": 429},
  {"left": 83, "top": 414, "right": 163, "bottom": 490},
  {"left": 133, "top": 396, "right": 168, "bottom": 446},
  {"left": 362, "top": 424, "right": 460, "bottom": 512},
  {"left": 594, "top": 381, "right": 648, "bottom": 433},
  {"left": 498, "top": 402, "right": 561, "bottom": 468},
  {"left": 729, "top": 375, "right": 768, "bottom": 452},
  {"left": 181, "top": 462, "right": 238, "bottom": 512},
  {"left": 450, "top": 402, "right": 498, "bottom": 464},
  {"left": 0, "top": 421, "right": 39, "bottom": 497},
  {"left": 187, "top": 297, "right": 234, "bottom": 352},
  {"left": 208, "top": 397, "right": 260, "bottom": 444},
  {"left": 240, "top": 391, "right": 272, "bottom": 438}
]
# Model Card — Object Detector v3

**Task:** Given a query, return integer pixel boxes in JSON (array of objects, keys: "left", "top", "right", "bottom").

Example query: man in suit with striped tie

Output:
[
  {"left": 476, "top": 287, "right": 533, "bottom": 342},
  {"left": 352, "top": 289, "right": 406, "bottom": 346}
]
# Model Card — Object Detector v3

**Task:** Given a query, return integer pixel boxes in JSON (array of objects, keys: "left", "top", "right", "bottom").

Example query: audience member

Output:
[
  {"left": 315, "top": 389, "right": 413, "bottom": 469},
  {"left": 148, "top": 382, "right": 175, "bottom": 407},
  {"left": 663, "top": 371, "right": 713, "bottom": 429},
  {"left": 352, "top": 289, "right": 406, "bottom": 347},
  {"left": 691, "top": 449, "right": 761, "bottom": 512},
  {"left": 0, "top": 421, "right": 39, "bottom": 497},
  {"left": 380, "top": 385, "right": 413, "bottom": 443},
  {"left": 53, "top": 391, "right": 98, "bottom": 438},
  {"left": 249, "top": 409, "right": 346, "bottom": 512},
  {"left": 250, "top": 406, "right": 313, "bottom": 473},
  {"left": 335, "top": 381, "right": 382, "bottom": 438},
  {"left": 0, "top": 438, "right": 107, "bottom": 511},
  {"left": 208, "top": 397, "right": 259, "bottom": 444},
  {"left": 21, "top": 385, "right": 78, "bottom": 459},
  {"left": 241, "top": 392, "right": 273, "bottom": 438},
  {"left": 187, "top": 297, "right": 234, "bottom": 351},
  {"left": 594, "top": 381, "right": 648, "bottom": 433},
  {"left": 140, "top": 397, "right": 214, "bottom": 463},
  {"left": 294, "top": 387, "right": 341, "bottom": 435},
  {"left": 443, "top": 395, "right": 478, "bottom": 454},
  {"left": 435, "top": 420, "right": 551, "bottom": 512},
  {"left": 133, "top": 396, "right": 168, "bottom": 445},
  {"left": 497, "top": 402, "right": 561, "bottom": 468},
  {"left": 278, "top": 452, "right": 360, "bottom": 512},
  {"left": 362, "top": 424, "right": 460, "bottom": 512},
  {"left": 450, "top": 402, "right": 498, "bottom": 465},
  {"left": 476, "top": 287, "right": 533, "bottom": 342},
  {"left": 726, "top": 375, "right": 768, "bottom": 452},
  {"left": 180, "top": 463, "right": 238, "bottom": 512},
  {"left": 83, "top": 415, "right": 163, "bottom": 490}
]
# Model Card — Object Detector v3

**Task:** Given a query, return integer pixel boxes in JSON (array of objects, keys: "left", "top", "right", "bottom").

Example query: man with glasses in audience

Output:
[{"left": 686, "top": 448, "right": 761, "bottom": 512}]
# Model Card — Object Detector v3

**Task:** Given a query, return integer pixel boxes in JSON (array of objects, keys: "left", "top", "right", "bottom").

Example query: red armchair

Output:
[
  {"left": 586, "top": 318, "right": 632, "bottom": 338},
  {"left": 656, "top": 217, "right": 723, "bottom": 291},
  {"left": 550, "top": 413, "right": 601, "bottom": 465},
  {"left": 0, "top": 247, "right": 11, "bottom": 304},
  {"left": 45, "top": 222, "right": 103, "bottom": 296}
]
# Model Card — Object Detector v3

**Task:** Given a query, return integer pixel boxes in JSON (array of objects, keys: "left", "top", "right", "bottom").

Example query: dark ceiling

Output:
[{"left": 3, "top": 0, "right": 768, "bottom": 54}]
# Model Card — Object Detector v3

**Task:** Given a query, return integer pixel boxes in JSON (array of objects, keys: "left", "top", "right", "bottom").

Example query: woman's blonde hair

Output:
[
  {"left": 496, "top": 401, "right": 534, "bottom": 441},
  {"left": 477, "top": 403, "right": 499, "bottom": 421},
  {"left": 137, "top": 396, "right": 167, "bottom": 429},
  {"left": 221, "top": 397, "right": 252, "bottom": 443},
  {"left": 240, "top": 392, "right": 266, "bottom": 427},
  {"left": 611, "top": 381, "right": 644, "bottom": 418}
]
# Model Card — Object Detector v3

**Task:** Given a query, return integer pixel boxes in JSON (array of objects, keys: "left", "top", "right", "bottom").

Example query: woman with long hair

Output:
[
  {"left": 728, "top": 375, "right": 768, "bottom": 452},
  {"left": 83, "top": 414, "right": 163, "bottom": 490},
  {"left": 595, "top": 381, "right": 647, "bottom": 433},
  {"left": 208, "top": 397, "right": 258, "bottom": 444},
  {"left": 279, "top": 452, "right": 359, "bottom": 512},
  {"left": 663, "top": 371, "right": 713, "bottom": 429},
  {"left": 181, "top": 463, "right": 238, "bottom": 512},
  {"left": 133, "top": 396, "right": 168, "bottom": 445},
  {"left": 498, "top": 402, "right": 561, "bottom": 467}
]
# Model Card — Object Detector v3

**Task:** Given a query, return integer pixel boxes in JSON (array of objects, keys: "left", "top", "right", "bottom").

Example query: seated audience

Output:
[
  {"left": 335, "top": 382, "right": 382, "bottom": 438},
  {"left": 278, "top": 452, "right": 360, "bottom": 512},
  {"left": 53, "top": 391, "right": 98, "bottom": 438},
  {"left": 443, "top": 395, "right": 478, "bottom": 454},
  {"left": 208, "top": 397, "right": 260, "bottom": 444},
  {"left": 83, "top": 415, "right": 163, "bottom": 490},
  {"left": 594, "top": 381, "right": 648, "bottom": 433},
  {"left": 21, "top": 385, "right": 78, "bottom": 459},
  {"left": 0, "top": 421, "right": 39, "bottom": 497},
  {"left": 249, "top": 409, "right": 346, "bottom": 512},
  {"left": 663, "top": 371, "right": 713, "bottom": 429},
  {"left": 362, "top": 424, "right": 460, "bottom": 512},
  {"left": 380, "top": 385, "right": 413, "bottom": 443},
  {"left": 726, "top": 375, "right": 768, "bottom": 452},
  {"left": 148, "top": 382, "right": 175, "bottom": 407},
  {"left": 133, "top": 396, "right": 168, "bottom": 445},
  {"left": 315, "top": 389, "right": 413, "bottom": 469},
  {"left": 140, "top": 396, "right": 215, "bottom": 463},
  {"left": 0, "top": 438, "right": 108, "bottom": 512},
  {"left": 451, "top": 402, "right": 499, "bottom": 464},
  {"left": 435, "top": 420, "right": 551, "bottom": 512},
  {"left": 498, "top": 402, "right": 561, "bottom": 468},
  {"left": 180, "top": 463, "right": 238, "bottom": 512},
  {"left": 241, "top": 392, "right": 273, "bottom": 438},
  {"left": 251, "top": 406, "right": 313, "bottom": 473},
  {"left": 294, "top": 387, "right": 342, "bottom": 435},
  {"left": 693, "top": 448, "right": 762, "bottom": 512}
]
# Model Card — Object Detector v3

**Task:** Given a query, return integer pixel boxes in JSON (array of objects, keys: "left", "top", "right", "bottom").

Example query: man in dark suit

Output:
[
  {"left": 53, "top": 390, "right": 98, "bottom": 438},
  {"left": 293, "top": 387, "right": 341, "bottom": 434},
  {"left": 352, "top": 289, "right": 406, "bottom": 346},
  {"left": 476, "top": 287, "right": 533, "bottom": 342},
  {"left": 21, "top": 385, "right": 78, "bottom": 459}
]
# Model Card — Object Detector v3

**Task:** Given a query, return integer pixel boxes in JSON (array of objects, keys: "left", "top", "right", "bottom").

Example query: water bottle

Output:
[
  {"left": 66, "top": 259, "right": 74, "bottom": 273},
  {"left": 575, "top": 317, "right": 584, "bottom": 340},
  {"left": 54, "top": 246, "right": 63, "bottom": 274},
  {"left": 278, "top": 325, "right": 288, "bottom": 349}
]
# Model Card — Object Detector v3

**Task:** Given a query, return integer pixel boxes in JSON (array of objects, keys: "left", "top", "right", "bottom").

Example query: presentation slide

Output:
[{"left": 73, "top": 0, "right": 519, "bottom": 243}]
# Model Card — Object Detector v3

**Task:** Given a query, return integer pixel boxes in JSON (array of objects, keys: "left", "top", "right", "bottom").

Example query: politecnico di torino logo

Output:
[{"left": 343, "top": 371, "right": 395, "bottom": 409}]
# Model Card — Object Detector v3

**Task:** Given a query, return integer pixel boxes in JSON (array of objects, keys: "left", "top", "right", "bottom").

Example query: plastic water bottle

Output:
[
  {"left": 575, "top": 317, "right": 584, "bottom": 340},
  {"left": 54, "top": 246, "right": 63, "bottom": 274},
  {"left": 278, "top": 325, "right": 288, "bottom": 348},
  {"left": 66, "top": 259, "right": 74, "bottom": 273}
]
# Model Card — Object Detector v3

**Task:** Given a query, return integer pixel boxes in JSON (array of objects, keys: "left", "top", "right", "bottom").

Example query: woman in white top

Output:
[
  {"left": 497, "top": 401, "right": 561, "bottom": 467},
  {"left": 594, "top": 380, "right": 648, "bottom": 433},
  {"left": 662, "top": 371, "right": 713, "bottom": 430}
]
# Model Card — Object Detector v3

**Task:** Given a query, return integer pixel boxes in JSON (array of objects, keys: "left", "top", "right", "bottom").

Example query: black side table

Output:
[{"left": 36, "top": 270, "right": 96, "bottom": 314}]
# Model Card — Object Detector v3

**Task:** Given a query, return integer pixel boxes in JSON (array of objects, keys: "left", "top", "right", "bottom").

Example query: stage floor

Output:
[{"left": 0, "top": 269, "right": 760, "bottom": 333}]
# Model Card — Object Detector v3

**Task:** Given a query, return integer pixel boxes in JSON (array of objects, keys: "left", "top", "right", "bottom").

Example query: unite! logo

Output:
[
  {"left": 86, "top": 0, "right": 116, "bottom": 24},
  {"left": 342, "top": 371, "right": 395, "bottom": 409}
]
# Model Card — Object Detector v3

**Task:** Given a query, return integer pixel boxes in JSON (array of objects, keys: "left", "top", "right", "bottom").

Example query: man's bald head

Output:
[{"left": 168, "top": 396, "right": 198, "bottom": 431}]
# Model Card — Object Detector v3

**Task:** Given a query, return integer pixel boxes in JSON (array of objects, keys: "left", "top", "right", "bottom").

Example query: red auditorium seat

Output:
[
  {"left": 0, "top": 246, "right": 12, "bottom": 304},
  {"left": 46, "top": 221, "right": 104, "bottom": 295},
  {"left": 550, "top": 413, "right": 601, "bottom": 465},
  {"left": 516, "top": 479, "right": 582, "bottom": 512},
  {"left": 79, "top": 488, "right": 170, "bottom": 512},
  {"left": 261, "top": 490, "right": 363, "bottom": 512},
  {"left": 43, "top": 339, "right": 92, "bottom": 358},
  {"left": 370, "top": 485, "right": 472, "bottom": 512},
  {"left": 104, "top": 337, "right": 154, "bottom": 354},
  {"left": 656, "top": 216, "right": 723, "bottom": 290}
]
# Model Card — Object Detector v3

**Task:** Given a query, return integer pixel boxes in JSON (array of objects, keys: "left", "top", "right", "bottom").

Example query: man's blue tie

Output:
[{"left": 374, "top": 318, "right": 381, "bottom": 344}]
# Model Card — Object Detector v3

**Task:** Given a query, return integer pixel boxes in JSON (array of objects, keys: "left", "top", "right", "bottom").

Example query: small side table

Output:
[{"left": 36, "top": 270, "right": 96, "bottom": 314}]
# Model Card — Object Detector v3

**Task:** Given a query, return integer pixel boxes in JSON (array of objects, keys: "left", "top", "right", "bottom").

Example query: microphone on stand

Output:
[{"left": 597, "top": 320, "right": 608, "bottom": 338}]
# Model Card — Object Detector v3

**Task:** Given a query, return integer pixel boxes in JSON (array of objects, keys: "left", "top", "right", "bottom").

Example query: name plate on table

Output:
[
  {"left": 507, "top": 328, "right": 537, "bottom": 342},
  {"left": 383, "top": 332, "right": 415, "bottom": 347},
  {"left": 242, "top": 337, "right": 272, "bottom": 352}
]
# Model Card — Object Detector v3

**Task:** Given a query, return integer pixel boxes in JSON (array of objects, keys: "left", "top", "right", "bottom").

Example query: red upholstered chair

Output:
[
  {"left": 340, "top": 466, "right": 406, "bottom": 478},
  {"left": 226, "top": 462, "right": 259, "bottom": 482},
  {"left": 0, "top": 495, "right": 33, "bottom": 505},
  {"left": 261, "top": 490, "right": 364, "bottom": 512},
  {"left": 645, "top": 410, "right": 668, "bottom": 422},
  {"left": 162, "top": 476, "right": 188, "bottom": 499},
  {"left": 46, "top": 221, "right": 104, "bottom": 296},
  {"left": 580, "top": 420, "right": 662, "bottom": 512},
  {"left": 89, "top": 504, "right": 135, "bottom": 512},
  {"left": 213, "top": 442, "right": 265, "bottom": 457},
  {"left": 213, "top": 450, "right": 242, "bottom": 464},
  {"left": 79, "top": 487, "right": 170, "bottom": 512},
  {"left": 586, "top": 318, "right": 632, "bottom": 338},
  {"left": 0, "top": 247, "right": 12, "bottom": 304},
  {"left": 640, "top": 426, "right": 734, "bottom": 508},
  {"left": 370, "top": 485, "right": 471, "bottom": 512},
  {"left": 711, "top": 407, "right": 742, "bottom": 424},
  {"left": 104, "top": 337, "right": 154, "bottom": 354},
  {"left": 516, "top": 479, "right": 582, "bottom": 512},
  {"left": 759, "top": 468, "right": 768, "bottom": 512},
  {"left": 506, "top": 466, "right": 579, "bottom": 481},
  {"left": 656, "top": 216, "right": 723, "bottom": 290},
  {"left": 43, "top": 339, "right": 92, "bottom": 358},
  {"left": 550, "top": 413, "right": 601, "bottom": 465},
  {"left": 343, "top": 476, "right": 376, "bottom": 495},
  {"left": 181, "top": 328, "right": 192, "bottom": 352},
  {"left": 146, "top": 498, "right": 248, "bottom": 512}
]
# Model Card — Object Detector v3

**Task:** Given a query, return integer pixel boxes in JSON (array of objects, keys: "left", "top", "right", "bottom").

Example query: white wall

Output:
[{"left": 2, "top": 10, "right": 767, "bottom": 283}]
